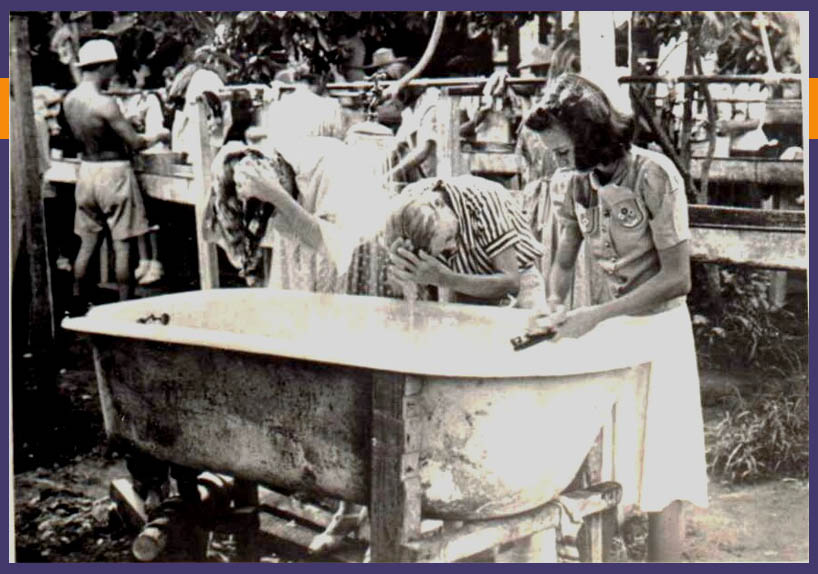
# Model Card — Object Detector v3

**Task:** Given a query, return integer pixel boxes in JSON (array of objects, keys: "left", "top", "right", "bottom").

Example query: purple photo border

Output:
[{"left": 2, "top": 2, "right": 815, "bottom": 572}]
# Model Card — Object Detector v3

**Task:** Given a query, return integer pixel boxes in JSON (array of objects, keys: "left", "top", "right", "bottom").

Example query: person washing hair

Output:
[
  {"left": 387, "top": 175, "right": 546, "bottom": 309},
  {"left": 524, "top": 73, "right": 708, "bottom": 561}
]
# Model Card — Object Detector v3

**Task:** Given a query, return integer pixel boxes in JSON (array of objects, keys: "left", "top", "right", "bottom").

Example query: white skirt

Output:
[{"left": 612, "top": 302, "right": 710, "bottom": 513}]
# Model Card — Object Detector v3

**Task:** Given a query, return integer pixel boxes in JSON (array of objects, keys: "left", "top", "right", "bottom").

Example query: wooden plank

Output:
[
  {"left": 189, "top": 98, "right": 221, "bottom": 289},
  {"left": 404, "top": 482, "right": 622, "bottom": 563},
  {"left": 690, "top": 158, "right": 803, "bottom": 186},
  {"left": 434, "top": 93, "right": 466, "bottom": 178},
  {"left": 43, "top": 160, "right": 81, "bottom": 184},
  {"left": 10, "top": 14, "right": 56, "bottom": 352},
  {"left": 44, "top": 158, "right": 194, "bottom": 183},
  {"left": 138, "top": 174, "right": 196, "bottom": 205},
  {"left": 233, "top": 479, "right": 260, "bottom": 562},
  {"left": 258, "top": 487, "right": 336, "bottom": 530},
  {"left": 110, "top": 477, "right": 149, "bottom": 530},
  {"left": 256, "top": 512, "right": 364, "bottom": 562},
  {"left": 689, "top": 205, "right": 804, "bottom": 231},
  {"left": 690, "top": 227, "right": 805, "bottom": 270},
  {"left": 461, "top": 141, "right": 516, "bottom": 154},
  {"left": 370, "top": 372, "right": 423, "bottom": 562},
  {"left": 465, "top": 152, "right": 520, "bottom": 176},
  {"left": 434, "top": 93, "right": 464, "bottom": 304}
]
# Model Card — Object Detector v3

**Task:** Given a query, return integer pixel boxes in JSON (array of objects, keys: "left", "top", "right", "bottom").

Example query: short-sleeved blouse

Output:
[{"left": 554, "top": 145, "right": 690, "bottom": 305}]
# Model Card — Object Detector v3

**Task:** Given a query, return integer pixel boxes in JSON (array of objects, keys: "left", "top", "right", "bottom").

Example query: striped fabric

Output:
[{"left": 409, "top": 176, "right": 544, "bottom": 275}]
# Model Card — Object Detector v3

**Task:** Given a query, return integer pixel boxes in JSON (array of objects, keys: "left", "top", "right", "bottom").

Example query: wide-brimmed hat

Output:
[
  {"left": 363, "top": 47, "right": 407, "bottom": 70},
  {"left": 77, "top": 39, "right": 118, "bottom": 68},
  {"left": 518, "top": 44, "right": 553, "bottom": 71}
]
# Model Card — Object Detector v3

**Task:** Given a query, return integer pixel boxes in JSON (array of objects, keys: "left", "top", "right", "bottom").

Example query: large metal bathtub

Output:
[{"left": 62, "top": 289, "right": 653, "bottom": 519}]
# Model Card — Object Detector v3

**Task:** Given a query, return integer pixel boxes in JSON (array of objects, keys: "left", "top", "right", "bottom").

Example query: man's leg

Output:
[
  {"left": 71, "top": 231, "right": 103, "bottom": 314},
  {"left": 113, "top": 238, "right": 134, "bottom": 301},
  {"left": 647, "top": 500, "right": 684, "bottom": 562}
]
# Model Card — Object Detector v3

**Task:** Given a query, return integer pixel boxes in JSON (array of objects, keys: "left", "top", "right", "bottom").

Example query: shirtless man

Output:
[{"left": 63, "top": 40, "right": 169, "bottom": 311}]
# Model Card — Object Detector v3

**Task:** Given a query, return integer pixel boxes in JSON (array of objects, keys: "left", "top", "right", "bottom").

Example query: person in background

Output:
[
  {"left": 257, "top": 62, "right": 348, "bottom": 147},
  {"left": 524, "top": 73, "right": 709, "bottom": 561},
  {"left": 513, "top": 33, "right": 608, "bottom": 310},
  {"left": 33, "top": 86, "right": 77, "bottom": 275},
  {"left": 49, "top": 12, "right": 83, "bottom": 85},
  {"left": 363, "top": 47, "right": 412, "bottom": 131},
  {"left": 110, "top": 65, "right": 167, "bottom": 285},
  {"left": 226, "top": 135, "right": 386, "bottom": 295},
  {"left": 169, "top": 62, "right": 226, "bottom": 162},
  {"left": 62, "top": 39, "right": 169, "bottom": 312},
  {"left": 387, "top": 175, "right": 546, "bottom": 309}
]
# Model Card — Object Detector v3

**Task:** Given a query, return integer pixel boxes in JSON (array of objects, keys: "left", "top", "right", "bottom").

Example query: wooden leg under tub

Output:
[
  {"left": 369, "top": 372, "right": 424, "bottom": 562},
  {"left": 233, "top": 479, "right": 261, "bottom": 562},
  {"left": 648, "top": 500, "right": 684, "bottom": 562}
]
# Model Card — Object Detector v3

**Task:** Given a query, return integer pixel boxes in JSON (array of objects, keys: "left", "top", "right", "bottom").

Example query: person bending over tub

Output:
[
  {"left": 230, "top": 136, "right": 386, "bottom": 294},
  {"left": 524, "top": 73, "right": 708, "bottom": 561},
  {"left": 386, "top": 175, "right": 546, "bottom": 309}
]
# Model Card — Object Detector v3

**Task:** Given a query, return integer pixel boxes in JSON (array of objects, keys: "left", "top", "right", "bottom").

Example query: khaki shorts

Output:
[{"left": 74, "top": 161, "right": 149, "bottom": 241}]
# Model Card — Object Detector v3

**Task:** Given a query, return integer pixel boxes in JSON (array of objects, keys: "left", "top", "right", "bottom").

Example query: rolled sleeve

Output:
[{"left": 639, "top": 162, "right": 691, "bottom": 251}]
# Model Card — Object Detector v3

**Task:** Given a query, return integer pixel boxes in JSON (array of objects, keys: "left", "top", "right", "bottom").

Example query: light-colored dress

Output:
[
  {"left": 260, "top": 137, "right": 386, "bottom": 295},
  {"left": 553, "top": 145, "right": 709, "bottom": 512}
]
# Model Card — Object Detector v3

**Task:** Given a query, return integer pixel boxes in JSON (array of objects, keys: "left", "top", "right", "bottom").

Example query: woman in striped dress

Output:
[{"left": 387, "top": 175, "right": 546, "bottom": 309}]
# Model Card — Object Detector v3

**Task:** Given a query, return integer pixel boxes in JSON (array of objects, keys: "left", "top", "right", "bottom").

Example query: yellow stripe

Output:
[{"left": 0, "top": 78, "right": 8, "bottom": 140}]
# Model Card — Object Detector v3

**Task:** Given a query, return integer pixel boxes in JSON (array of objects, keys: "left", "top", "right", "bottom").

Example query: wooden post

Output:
[
  {"left": 10, "top": 14, "right": 55, "bottom": 358},
  {"left": 233, "top": 479, "right": 260, "bottom": 562},
  {"left": 435, "top": 93, "right": 465, "bottom": 179},
  {"left": 189, "top": 97, "right": 220, "bottom": 289},
  {"left": 370, "top": 372, "right": 424, "bottom": 562},
  {"left": 434, "top": 93, "right": 465, "bottom": 304}
]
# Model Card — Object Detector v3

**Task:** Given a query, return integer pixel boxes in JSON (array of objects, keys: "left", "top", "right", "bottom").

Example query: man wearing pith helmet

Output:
[{"left": 63, "top": 39, "right": 170, "bottom": 313}]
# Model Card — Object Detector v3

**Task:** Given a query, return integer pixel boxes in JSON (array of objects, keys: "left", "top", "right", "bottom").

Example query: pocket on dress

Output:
[{"left": 611, "top": 198, "right": 646, "bottom": 230}]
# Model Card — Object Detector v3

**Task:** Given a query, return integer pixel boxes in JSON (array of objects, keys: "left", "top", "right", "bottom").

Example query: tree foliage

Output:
[
  {"left": 29, "top": 11, "right": 539, "bottom": 87},
  {"left": 632, "top": 11, "right": 801, "bottom": 74}
]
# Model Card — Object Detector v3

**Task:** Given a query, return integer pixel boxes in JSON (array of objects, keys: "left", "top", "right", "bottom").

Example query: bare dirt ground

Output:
[{"left": 10, "top": 336, "right": 809, "bottom": 563}]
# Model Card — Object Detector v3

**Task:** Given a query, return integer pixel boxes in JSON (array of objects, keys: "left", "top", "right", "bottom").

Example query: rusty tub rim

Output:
[{"left": 61, "top": 288, "right": 656, "bottom": 379}]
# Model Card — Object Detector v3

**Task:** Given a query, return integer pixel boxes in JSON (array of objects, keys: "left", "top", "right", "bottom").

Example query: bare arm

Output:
[
  {"left": 390, "top": 244, "right": 521, "bottom": 300},
  {"left": 233, "top": 161, "right": 324, "bottom": 251},
  {"left": 386, "top": 139, "right": 434, "bottom": 181},
  {"left": 550, "top": 241, "right": 691, "bottom": 339},
  {"left": 547, "top": 223, "right": 583, "bottom": 304},
  {"left": 262, "top": 188, "right": 324, "bottom": 251},
  {"left": 101, "top": 97, "right": 168, "bottom": 152}
]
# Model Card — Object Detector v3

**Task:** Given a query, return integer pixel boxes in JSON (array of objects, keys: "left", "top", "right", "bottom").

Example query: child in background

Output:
[{"left": 111, "top": 65, "right": 166, "bottom": 284}]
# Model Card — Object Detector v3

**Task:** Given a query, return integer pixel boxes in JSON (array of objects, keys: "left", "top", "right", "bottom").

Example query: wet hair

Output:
[
  {"left": 388, "top": 187, "right": 453, "bottom": 254},
  {"left": 524, "top": 73, "right": 634, "bottom": 170}
]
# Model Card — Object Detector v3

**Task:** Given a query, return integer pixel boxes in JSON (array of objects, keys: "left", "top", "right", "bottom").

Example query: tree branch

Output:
[
  {"left": 694, "top": 55, "right": 717, "bottom": 205},
  {"left": 629, "top": 84, "right": 701, "bottom": 202}
]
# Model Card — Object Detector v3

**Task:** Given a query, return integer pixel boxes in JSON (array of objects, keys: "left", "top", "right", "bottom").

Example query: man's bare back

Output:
[{"left": 64, "top": 82, "right": 149, "bottom": 161}]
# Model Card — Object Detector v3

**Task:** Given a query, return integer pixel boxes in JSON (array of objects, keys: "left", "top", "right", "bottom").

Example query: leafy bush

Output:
[
  {"left": 706, "top": 376, "right": 809, "bottom": 482},
  {"left": 689, "top": 264, "right": 807, "bottom": 378}
]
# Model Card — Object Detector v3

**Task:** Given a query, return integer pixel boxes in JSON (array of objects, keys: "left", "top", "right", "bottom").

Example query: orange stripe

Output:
[
  {"left": 0, "top": 78, "right": 8, "bottom": 140},
  {"left": 811, "top": 78, "right": 817, "bottom": 140}
]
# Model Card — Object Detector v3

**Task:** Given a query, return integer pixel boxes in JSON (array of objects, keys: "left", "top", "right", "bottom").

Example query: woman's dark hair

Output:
[{"left": 524, "top": 73, "right": 634, "bottom": 170}]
